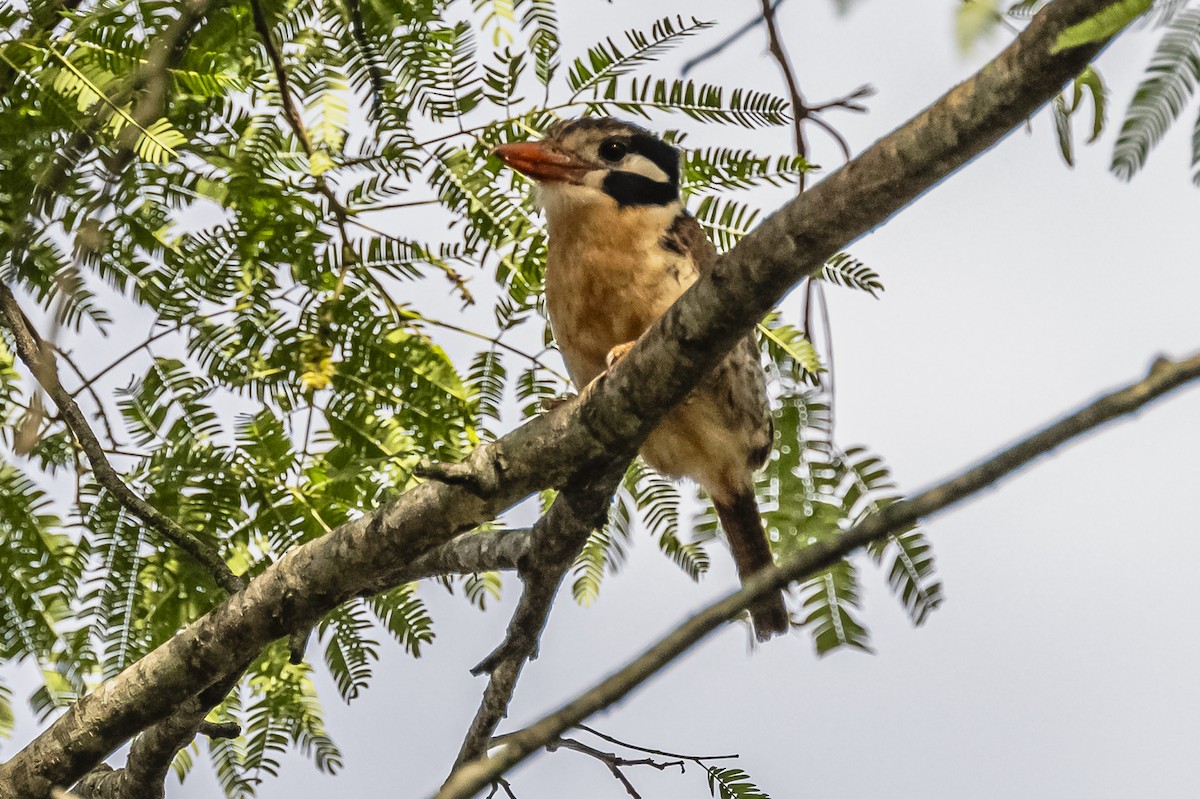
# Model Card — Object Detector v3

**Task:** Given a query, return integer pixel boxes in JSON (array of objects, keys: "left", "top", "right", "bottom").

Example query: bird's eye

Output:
[{"left": 598, "top": 139, "right": 628, "bottom": 162}]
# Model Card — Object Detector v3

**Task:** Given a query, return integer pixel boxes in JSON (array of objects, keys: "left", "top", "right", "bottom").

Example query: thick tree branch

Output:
[
  {"left": 69, "top": 668, "right": 246, "bottom": 799},
  {"left": 0, "top": 284, "right": 243, "bottom": 594},
  {"left": 437, "top": 351, "right": 1200, "bottom": 798},
  {"left": 0, "top": 2, "right": 1130, "bottom": 796}
]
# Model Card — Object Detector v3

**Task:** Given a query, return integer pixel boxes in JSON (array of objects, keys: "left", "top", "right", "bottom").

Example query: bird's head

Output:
[{"left": 493, "top": 117, "right": 680, "bottom": 213}]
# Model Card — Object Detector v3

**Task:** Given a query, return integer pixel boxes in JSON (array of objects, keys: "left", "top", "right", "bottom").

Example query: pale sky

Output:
[{"left": 7, "top": 2, "right": 1200, "bottom": 798}]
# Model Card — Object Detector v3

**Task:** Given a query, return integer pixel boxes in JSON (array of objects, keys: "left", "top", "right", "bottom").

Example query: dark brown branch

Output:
[
  {"left": 548, "top": 737, "right": 682, "bottom": 799},
  {"left": 51, "top": 346, "right": 122, "bottom": 450},
  {"left": 452, "top": 464, "right": 626, "bottom": 771},
  {"left": 758, "top": 0, "right": 808, "bottom": 184},
  {"left": 0, "top": 3, "right": 1129, "bottom": 795},
  {"left": 69, "top": 668, "right": 246, "bottom": 799},
  {"left": 248, "top": 0, "right": 314, "bottom": 156},
  {"left": 437, "top": 351, "right": 1200, "bottom": 798},
  {"left": 0, "top": 285, "right": 243, "bottom": 594}
]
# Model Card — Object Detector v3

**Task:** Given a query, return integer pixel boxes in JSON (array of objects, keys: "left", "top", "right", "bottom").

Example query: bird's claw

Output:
[{"left": 605, "top": 341, "right": 636, "bottom": 371}]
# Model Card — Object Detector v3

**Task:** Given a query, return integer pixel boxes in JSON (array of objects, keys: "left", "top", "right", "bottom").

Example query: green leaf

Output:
[
  {"left": 956, "top": 0, "right": 1003, "bottom": 54},
  {"left": 1111, "top": 9, "right": 1200, "bottom": 179},
  {"left": 1052, "top": 0, "right": 1152, "bottom": 53},
  {"left": 0, "top": 680, "right": 12, "bottom": 739},
  {"left": 821, "top": 252, "right": 884, "bottom": 296},
  {"left": 1073, "top": 65, "right": 1108, "bottom": 143},
  {"left": 707, "top": 767, "right": 771, "bottom": 799}
]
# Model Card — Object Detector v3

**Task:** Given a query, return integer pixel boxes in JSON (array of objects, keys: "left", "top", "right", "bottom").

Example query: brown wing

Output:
[
  {"left": 665, "top": 212, "right": 773, "bottom": 472},
  {"left": 660, "top": 211, "right": 719, "bottom": 275}
]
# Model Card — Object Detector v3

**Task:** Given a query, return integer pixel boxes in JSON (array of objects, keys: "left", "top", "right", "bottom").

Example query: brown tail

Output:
[{"left": 714, "top": 489, "right": 789, "bottom": 642}]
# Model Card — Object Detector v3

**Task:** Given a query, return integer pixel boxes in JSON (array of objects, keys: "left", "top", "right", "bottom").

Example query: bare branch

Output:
[
  {"left": 575, "top": 725, "right": 738, "bottom": 762},
  {"left": 758, "top": 0, "right": 808, "bottom": 183},
  {"left": 51, "top": 345, "right": 121, "bottom": 450},
  {"left": 681, "top": 0, "right": 788, "bottom": 75},
  {"left": 0, "top": 284, "right": 243, "bottom": 594},
  {"left": 452, "top": 464, "right": 626, "bottom": 770},
  {"left": 437, "top": 351, "right": 1200, "bottom": 798}
]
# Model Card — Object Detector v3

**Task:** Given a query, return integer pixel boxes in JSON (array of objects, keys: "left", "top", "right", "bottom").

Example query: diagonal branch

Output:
[
  {"left": 0, "top": 3, "right": 1132, "bottom": 796},
  {"left": 436, "top": 351, "right": 1200, "bottom": 798},
  {"left": 68, "top": 667, "right": 246, "bottom": 799},
  {"left": 451, "top": 463, "right": 627, "bottom": 770},
  {"left": 0, "top": 284, "right": 243, "bottom": 594}
]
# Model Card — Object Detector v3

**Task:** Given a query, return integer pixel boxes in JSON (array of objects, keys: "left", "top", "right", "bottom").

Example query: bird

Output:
[{"left": 493, "top": 117, "right": 789, "bottom": 641}]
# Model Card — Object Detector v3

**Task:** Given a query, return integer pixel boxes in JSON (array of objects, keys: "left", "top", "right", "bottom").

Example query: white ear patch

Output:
[{"left": 621, "top": 154, "right": 671, "bottom": 183}]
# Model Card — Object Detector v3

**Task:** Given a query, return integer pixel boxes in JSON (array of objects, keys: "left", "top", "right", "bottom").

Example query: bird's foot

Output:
[
  {"left": 539, "top": 393, "right": 576, "bottom": 412},
  {"left": 605, "top": 341, "right": 636, "bottom": 371}
]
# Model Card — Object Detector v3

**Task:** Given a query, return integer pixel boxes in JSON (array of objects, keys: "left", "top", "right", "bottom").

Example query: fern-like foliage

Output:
[
  {"left": 707, "top": 767, "right": 772, "bottom": 799},
  {"left": 1112, "top": 8, "right": 1200, "bottom": 180}
]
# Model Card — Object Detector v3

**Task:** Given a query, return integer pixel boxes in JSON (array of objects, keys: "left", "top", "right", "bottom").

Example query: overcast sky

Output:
[{"left": 7, "top": 2, "right": 1200, "bottom": 797}]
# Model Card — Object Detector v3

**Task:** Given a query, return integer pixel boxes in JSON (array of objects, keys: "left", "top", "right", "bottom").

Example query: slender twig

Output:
[
  {"left": 759, "top": 0, "right": 808, "bottom": 186},
  {"left": 756, "top": 1, "right": 855, "bottom": 396},
  {"left": 682, "top": 0, "right": 788, "bottom": 75},
  {"left": 575, "top": 725, "right": 738, "bottom": 762},
  {"left": 405, "top": 310, "right": 569, "bottom": 381},
  {"left": 249, "top": 0, "right": 313, "bottom": 156},
  {"left": 0, "top": 284, "right": 243, "bottom": 594},
  {"left": 51, "top": 345, "right": 121, "bottom": 449},
  {"left": 485, "top": 779, "right": 518, "bottom": 799},
  {"left": 351, "top": 197, "right": 441, "bottom": 213},
  {"left": 548, "top": 737, "right": 682, "bottom": 798},
  {"left": 437, "top": 351, "right": 1200, "bottom": 798},
  {"left": 342, "top": 0, "right": 387, "bottom": 117}
]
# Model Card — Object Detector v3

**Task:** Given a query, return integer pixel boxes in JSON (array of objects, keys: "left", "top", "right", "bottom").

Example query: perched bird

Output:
[{"left": 493, "top": 117, "right": 789, "bottom": 641}]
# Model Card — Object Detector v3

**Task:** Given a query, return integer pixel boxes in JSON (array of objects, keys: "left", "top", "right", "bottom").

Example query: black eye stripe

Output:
[
  {"left": 601, "top": 172, "right": 678, "bottom": 208},
  {"left": 627, "top": 133, "right": 679, "bottom": 186}
]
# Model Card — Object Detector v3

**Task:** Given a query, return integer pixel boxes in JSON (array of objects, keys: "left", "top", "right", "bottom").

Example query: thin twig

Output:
[
  {"left": 549, "top": 737, "right": 683, "bottom": 798},
  {"left": 682, "top": 0, "right": 788, "bottom": 75},
  {"left": 51, "top": 345, "right": 121, "bottom": 449},
  {"left": 437, "top": 351, "right": 1200, "bottom": 798},
  {"left": 758, "top": 0, "right": 808, "bottom": 187},
  {"left": 576, "top": 724, "right": 738, "bottom": 762},
  {"left": 0, "top": 284, "right": 243, "bottom": 594}
]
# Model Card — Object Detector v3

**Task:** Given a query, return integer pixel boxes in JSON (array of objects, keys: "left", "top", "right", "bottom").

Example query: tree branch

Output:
[
  {"left": 0, "top": 2, "right": 1130, "bottom": 795},
  {"left": 0, "top": 284, "right": 243, "bottom": 594},
  {"left": 437, "top": 351, "right": 1200, "bottom": 798},
  {"left": 68, "top": 667, "right": 246, "bottom": 799},
  {"left": 759, "top": 0, "right": 809, "bottom": 180},
  {"left": 452, "top": 464, "right": 626, "bottom": 771}
]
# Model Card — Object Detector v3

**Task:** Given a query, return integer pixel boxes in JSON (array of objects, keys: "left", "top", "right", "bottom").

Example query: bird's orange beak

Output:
[{"left": 492, "top": 141, "right": 591, "bottom": 184}]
